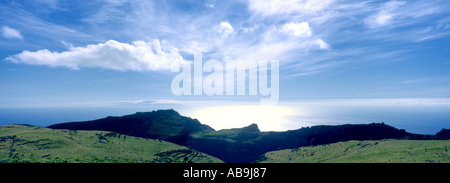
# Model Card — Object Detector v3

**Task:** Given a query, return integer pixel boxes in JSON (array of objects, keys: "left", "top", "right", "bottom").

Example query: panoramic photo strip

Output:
[{"left": 1, "top": 0, "right": 450, "bottom": 180}]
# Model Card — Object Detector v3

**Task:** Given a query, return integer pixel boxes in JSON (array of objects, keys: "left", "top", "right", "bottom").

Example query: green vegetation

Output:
[
  {"left": 2, "top": 123, "right": 450, "bottom": 163},
  {"left": 0, "top": 124, "right": 223, "bottom": 163},
  {"left": 255, "top": 139, "right": 450, "bottom": 163}
]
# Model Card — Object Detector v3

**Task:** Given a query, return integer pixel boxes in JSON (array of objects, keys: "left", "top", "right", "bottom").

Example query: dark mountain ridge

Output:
[
  {"left": 49, "top": 109, "right": 214, "bottom": 145},
  {"left": 48, "top": 109, "right": 450, "bottom": 163}
]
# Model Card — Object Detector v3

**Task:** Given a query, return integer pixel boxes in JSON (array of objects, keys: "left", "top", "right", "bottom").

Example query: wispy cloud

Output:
[
  {"left": 0, "top": 2, "right": 93, "bottom": 44},
  {"left": 365, "top": 1, "right": 407, "bottom": 28},
  {"left": 362, "top": 0, "right": 449, "bottom": 42},
  {"left": 287, "top": 98, "right": 450, "bottom": 106},
  {"left": 401, "top": 76, "right": 450, "bottom": 84},
  {"left": 2, "top": 0, "right": 449, "bottom": 78},
  {"left": 1, "top": 26, "right": 23, "bottom": 40},
  {"left": 312, "top": 39, "right": 330, "bottom": 50},
  {"left": 248, "top": 0, "right": 334, "bottom": 16}
]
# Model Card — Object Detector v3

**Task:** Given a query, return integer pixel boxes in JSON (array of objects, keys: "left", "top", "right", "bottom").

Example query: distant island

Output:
[{"left": 1, "top": 109, "right": 449, "bottom": 163}]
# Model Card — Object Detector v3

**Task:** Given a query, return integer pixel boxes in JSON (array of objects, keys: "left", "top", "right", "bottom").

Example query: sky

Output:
[{"left": 1, "top": 0, "right": 450, "bottom": 133}]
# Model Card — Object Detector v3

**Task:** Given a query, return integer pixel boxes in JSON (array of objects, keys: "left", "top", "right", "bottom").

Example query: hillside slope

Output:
[
  {"left": 0, "top": 124, "right": 222, "bottom": 163},
  {"left": 255, "top": 139, "right": 450, "bottom": 163}
]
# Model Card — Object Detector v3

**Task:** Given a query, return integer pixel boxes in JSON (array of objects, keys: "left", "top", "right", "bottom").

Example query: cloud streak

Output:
[{"left": 248, "top": 0, "right": 334, "bottom": 16}]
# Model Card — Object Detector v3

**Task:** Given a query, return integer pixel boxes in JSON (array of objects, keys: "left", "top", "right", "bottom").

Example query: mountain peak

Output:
[
  {"left": 131, "top": 109, "right": 179, "bottom": 117},
  {"left": 437, "top": 129, "right": 450, "bottom": 139},
  {"left": 49, "top": 109, "right": 214, "bottom": 144},
  {"left": 242, "top": 123, "right": 260, "bottom": 133}
]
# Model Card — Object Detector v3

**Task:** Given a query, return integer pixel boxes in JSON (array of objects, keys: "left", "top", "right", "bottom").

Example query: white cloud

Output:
[
  {"left": 312, "top": 39, "right": 331, "bottom": 50},
  {"left": 248, "top": 0, "right": 334, "bottom": 16},
  {"left": 281, "top": 22, "right": 312, "bottom": 37},
  {"left": 5, "top": 39, "right": 189, "bottom": 71},
  {"left": 374, "top": 13, "right": 394, "bottom": 26},
  {"left": 217, "top": 21, "right": 234, "bottom": 35},
  {"left": 1, "top": 26, "right": 23, "bottom": 39}
]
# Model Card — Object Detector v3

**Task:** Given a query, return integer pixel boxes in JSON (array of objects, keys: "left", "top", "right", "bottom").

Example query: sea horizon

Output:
[{"left": 1, "top": 98, "right": 449, "bottom": 135}]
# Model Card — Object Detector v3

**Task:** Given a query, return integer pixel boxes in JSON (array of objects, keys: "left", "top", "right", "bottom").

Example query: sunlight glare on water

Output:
[{"left": 191, "top": 105, "right": 300, "bottom": 131}]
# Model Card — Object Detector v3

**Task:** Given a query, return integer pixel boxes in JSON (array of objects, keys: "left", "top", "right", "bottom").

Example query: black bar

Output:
[{"left": 1, "top": 163, "right": 446, "bottom": 181}]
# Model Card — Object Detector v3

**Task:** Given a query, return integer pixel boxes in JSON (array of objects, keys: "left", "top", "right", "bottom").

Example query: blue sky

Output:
[{"left": 1, "top": 0, "right": 450, "bottom": 132}]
